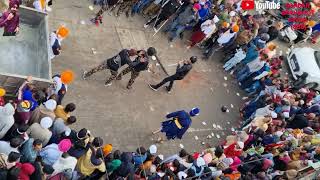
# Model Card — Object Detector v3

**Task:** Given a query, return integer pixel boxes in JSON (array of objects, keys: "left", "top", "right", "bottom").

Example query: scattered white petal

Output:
[
  {"left": 227, "top": 121, "right": 231, "bottom": 124},
  {"left": 80, "top": 20, "right": 86, "bottom": 25},
  {"left": 242, "top": 96, "right": 248, "bottom": 100},
  {"left": 230, "top": 104, "right": 234, "bottom": 108},
  {"left": 213, "top": 124, "right": 217, "bottom": 129},
  {"left": 217, "top": 125, "right": 222, "bottom": 129},
  {"left": 170, "top": 44, "right": 174, "bottom": 48},
  {"left": 229, "top": 70, "right": 234, "bottom": 75},
  {"left": 223, "top": 83, "right": 228, "bottom": 87},
  {"left": 156, "top": 63, "right": 160, "bottom": 66},
  {"left": 285, "top": 72, "right": 288, "bottom": 75},
  {"left": 238, "top": 82, "right": 242, "bottom": 86},
  {"left": 216, "top": 134, "right": 220, "bottom": 139},
  {"left": 226, "top": 89, "right": 230, "bottom": 93},
  {"left": 286, "top": 51, "right": 289, "bottom": 54},
  {"left": 207, "top": 135, "right": 212, "bottom": 139},
  {"left": 231, "top": 128, "right": 235, "bottom": 131},
  {"left": 179, "top": 144, "right": 184, "bottom": 148},
  {"left": 151, "top": 56, "right": 156, "bottom": 60},
  {"left": 89, "top": 5, "right": 94, "bottom": 11},
  {"left": 211, "top": 132, "right": 214, "bottom": 137},
  {"left": 194, "top": 136, "right": 199, "bottom": 140},
  {"left": 210, "top": 88, "right": 214, "bottom": 92},
  {"left": 236, "top": 93, "right": 240, "bottom": 96},
  {"left": 201, "top": 142, "right": 205, "bottom": 145},
  {"left": 149, "top": 106, "right": 154, "bottom": 111},
  {"left": 224, "top": 76, "right": 228, "bottom": 81},
  {"left": 202, "top": 122, "right": 207, "bottom": 126},
  {"left": 226, "top": 109, "right": 230, "bottom": 113}
]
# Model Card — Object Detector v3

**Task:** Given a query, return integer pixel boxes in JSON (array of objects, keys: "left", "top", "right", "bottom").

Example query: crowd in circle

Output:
[{"left": 1, "top": 0, "right": 320, "bottom": 179}]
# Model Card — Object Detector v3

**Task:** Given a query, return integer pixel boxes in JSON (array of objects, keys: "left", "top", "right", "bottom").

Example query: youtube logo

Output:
[{"left": 241, "top": 0, "right": 255, "bottom": 10}]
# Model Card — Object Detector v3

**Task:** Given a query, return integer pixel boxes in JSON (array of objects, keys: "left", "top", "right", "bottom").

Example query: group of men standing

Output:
[{"left": 82, "top": 47, "right": 197, "bottom": 92}]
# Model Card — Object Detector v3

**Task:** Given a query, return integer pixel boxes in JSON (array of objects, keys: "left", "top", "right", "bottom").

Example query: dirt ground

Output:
[{"left": 48, "top": 0, "right": 319, "bottom": 155}]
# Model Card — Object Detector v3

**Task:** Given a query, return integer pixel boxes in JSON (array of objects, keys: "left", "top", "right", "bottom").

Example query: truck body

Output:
[{"left": 0, "top": 6, "right": 52, "bottom": 95}]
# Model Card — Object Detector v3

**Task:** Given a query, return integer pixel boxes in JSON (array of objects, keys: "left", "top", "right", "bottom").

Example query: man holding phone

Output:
[{"left": 0, "top": 0, "right": 20, "bottom": 36}]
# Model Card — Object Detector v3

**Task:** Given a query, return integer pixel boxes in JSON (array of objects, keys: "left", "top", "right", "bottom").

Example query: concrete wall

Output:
[{"left": 0, "top": 6, "right": 51, "bottom": 95}]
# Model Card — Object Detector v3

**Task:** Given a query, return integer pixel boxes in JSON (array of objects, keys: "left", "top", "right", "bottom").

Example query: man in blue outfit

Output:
[{"left": 152, "top": 107, "right": 200, "bottom": 143}]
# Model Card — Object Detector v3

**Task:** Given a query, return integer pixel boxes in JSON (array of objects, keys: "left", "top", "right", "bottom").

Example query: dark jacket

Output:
[
  {"left": 175, "top": 63, "right": 192, "bottom": 78},
  {"left": 267, "top": 26, "right": 279, "bottom": 42},
  {"left": 286, "top": 114, "right": 308, "bottom": 129},
  {"left": 161, "top": 0, "right": 180, "bottom": 18},
  {"left": 112, "top": 153, "right": 135, "bottom": 180},
  {"left": 107, "top": 49, "right": 133, "bottom": 71},
  {"left": 131, "top": 57, "right": 149, "bottom": 72}
]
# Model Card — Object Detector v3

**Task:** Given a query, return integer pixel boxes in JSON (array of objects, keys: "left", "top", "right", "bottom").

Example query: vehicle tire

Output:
[{"left": 304, "top": 82, "right": 319, "bottom": 89}]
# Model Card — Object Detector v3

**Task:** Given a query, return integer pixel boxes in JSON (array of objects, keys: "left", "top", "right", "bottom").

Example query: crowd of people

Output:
[{"left": 1, "top": 0, "right": 320, "bottom": 179}]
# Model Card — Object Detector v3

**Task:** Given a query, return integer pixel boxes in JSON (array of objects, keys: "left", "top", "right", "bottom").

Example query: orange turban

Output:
[{"left": 103, "top": 144, "right": 113, "bottom": 156}]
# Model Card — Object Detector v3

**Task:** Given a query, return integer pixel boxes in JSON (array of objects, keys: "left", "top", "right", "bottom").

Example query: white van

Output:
[{"left": 287, "top": 47, "right": 320, "bottom": 90}]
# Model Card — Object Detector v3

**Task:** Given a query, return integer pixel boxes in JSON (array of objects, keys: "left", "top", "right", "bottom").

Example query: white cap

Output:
[
  {"left": 271, "top": 111, "right": 278, "bottom": 119},
  {"left": 64, "top": 127, "right": 71, "bottom": 136},
  {"left": 150, "top": 165, "right": 157, "bottom": 173},
  {"left": 40, "top": 117, "right": 53, "bottom": 129},
  {"left": 53, "top": 76, "right": 62, "bottom": 94},
  {"left": 158, "top": 154, "right": 164, "bottom": 161},
  {"left": 44, "top": 99, "right": 57, "bottom": 111},
  {"left": 178, "top": 171, "right": 187, "bottom": 179},
  {"left": 196, "top": 157, "right": 205, "bottom": 167},
  {"left": 283, "top": 112, "right": 290, "bottom": 118},
  {"left": 229, "top": 11, "right": 236, "bottom": 17},
  {"left": 213, "top": 15, "right": 220, "bottom": 23},
  {"left": 209, "top": 167, "right": 223, "bottom": 177},
  {"left": 237, "top": 141, "right": 244, "bottom": 149},
  {"left": 275, "top": 131, "right": 283, "bottom": 137},
  {"left": 149, "top": 144, "right": 157, "bottom": 154}
]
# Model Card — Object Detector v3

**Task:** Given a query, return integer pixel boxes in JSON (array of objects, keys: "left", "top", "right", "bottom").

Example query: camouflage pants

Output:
[
  {"left": 117, "top": 66, "right": 140, "bottom": 87},
  {"left": 84, "top": 62, "right": 118, "bottom": 84}
]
